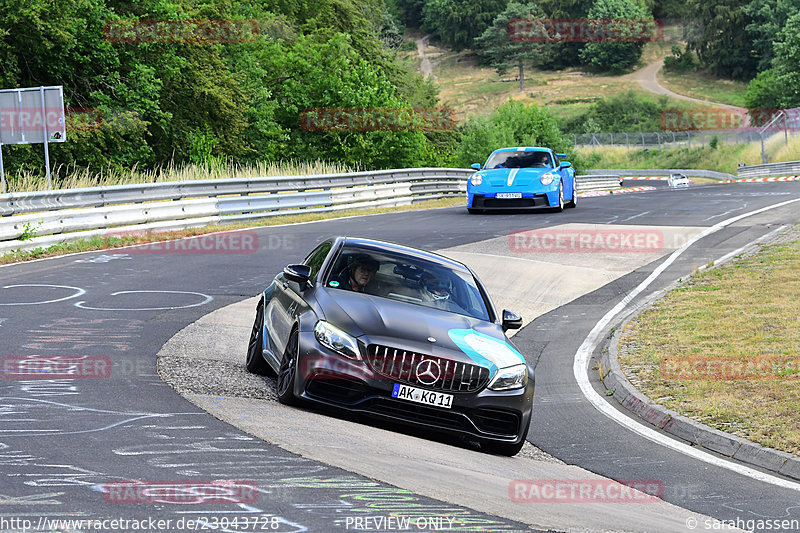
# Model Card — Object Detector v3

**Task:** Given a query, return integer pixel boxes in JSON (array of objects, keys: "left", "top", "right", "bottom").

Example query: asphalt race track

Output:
[{"left": 2, "top": 181, "right": 799, "bottom": 533}]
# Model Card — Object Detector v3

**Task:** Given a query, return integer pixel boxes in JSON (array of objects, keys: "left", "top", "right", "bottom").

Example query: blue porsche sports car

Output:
[{"left": 467, "top": 147, "right": 577, "bottom": 213}]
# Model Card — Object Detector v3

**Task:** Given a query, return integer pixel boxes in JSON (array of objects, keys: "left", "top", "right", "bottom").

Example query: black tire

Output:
[
  {"left": 277, "top": 328, "right": 301, "bottom": 406},
  {"left": 481, "top": 423, "right": 529, "bottom": 456},
  {"left": 467, "top": 208, "right": 484, "bottom": 214},
  {"left": 246, "top": 300, "right": 275, "bottom": 376},
  {"left": 566, "top": 177, "right": 578, "bottom": 208},
  {"left": 553, "top": 182, "right": 564, "bottom": 212}
]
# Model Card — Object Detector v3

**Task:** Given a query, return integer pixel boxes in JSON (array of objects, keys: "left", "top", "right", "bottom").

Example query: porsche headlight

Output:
[
  {"left": 314, "top": 321, "right": 361, "bottom": 360},
  {"left": 540, "top": 172, "right": 556, "bottom": 185},
  {"left": 487, "top": 364, "right": 528, "bottom": 391},
  {"left": 471, "top": 173, "right": 483, "bottom": 186}
]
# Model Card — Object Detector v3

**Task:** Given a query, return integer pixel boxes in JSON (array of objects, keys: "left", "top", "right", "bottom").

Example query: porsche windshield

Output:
[
  {"left": 325, "top": 246, "right": 492, "bottom": 321},
  {"left": 485, "top": 150, "right": 553, "bottom": 169}
]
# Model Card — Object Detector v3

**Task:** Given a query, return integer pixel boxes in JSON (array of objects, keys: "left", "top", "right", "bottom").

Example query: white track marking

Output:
[
  {"left": 74, "top": 290, "right": 213, "bottom": 311},
  {"left": 574, "top": 196, "right": 800, "bottom": 492},
  {"left": 0, "top": 284, "right": 86, "bottom": 306}
]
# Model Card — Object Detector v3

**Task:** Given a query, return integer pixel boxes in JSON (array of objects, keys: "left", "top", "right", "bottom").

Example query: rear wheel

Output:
[
  {"left": 277, "top": 328, "right": 301, "bottom": 406},
  {"left": 246, "top": 300, "right": 275, "bottom": 376}
]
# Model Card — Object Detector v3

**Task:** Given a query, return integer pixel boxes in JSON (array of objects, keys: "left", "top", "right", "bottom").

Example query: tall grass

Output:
[
  {"left": 4, "top": 160, "right": 359, "bottom": 193},
  {"left": 577, "top": 134, "right": 800, "bottom": 175}
]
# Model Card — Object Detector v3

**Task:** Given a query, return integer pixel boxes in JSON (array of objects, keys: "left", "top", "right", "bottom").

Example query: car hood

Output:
[
  {"left": 477, "top": 167, "right": 553, "bottom": 187},
  {"left": 316, "top": 288, "right": 525, "bottom": 371}
]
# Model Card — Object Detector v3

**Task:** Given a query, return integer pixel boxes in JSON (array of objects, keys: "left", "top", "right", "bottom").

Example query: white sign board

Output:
[{"left": 0, "top": 86, "right": 66, "bottom": 145}]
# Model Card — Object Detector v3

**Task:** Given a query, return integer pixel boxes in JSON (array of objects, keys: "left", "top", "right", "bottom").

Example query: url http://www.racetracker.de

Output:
[{"left": 0, "top": 515, "right": 284, "bottom": 532}]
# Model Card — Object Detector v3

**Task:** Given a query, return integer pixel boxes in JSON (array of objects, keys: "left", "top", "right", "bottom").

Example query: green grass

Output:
[
  {"left": 619, "top": 230, "right": 800, "bottom": 455},
  {"left": 658, "top": 69, "right": 749, "bottom": 108},
  {"left": 577, "top": 133, "right": 800, "bottom": 174}
]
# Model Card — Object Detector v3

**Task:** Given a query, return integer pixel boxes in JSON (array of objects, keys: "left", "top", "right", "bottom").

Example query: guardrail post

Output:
[
  {"left": 625, "top": 133, "right": 629, "bottom": 149},
  {"left": 657, "top": 133, "right": 661, "bottom": 150},
  {"left": 641, "top": 133, "right": 645, "bottom": 148}
]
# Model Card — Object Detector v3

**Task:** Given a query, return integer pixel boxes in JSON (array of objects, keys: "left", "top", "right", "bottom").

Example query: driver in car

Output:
[{"left": 333, "top": 254, "right": 379, "bottom": 293}]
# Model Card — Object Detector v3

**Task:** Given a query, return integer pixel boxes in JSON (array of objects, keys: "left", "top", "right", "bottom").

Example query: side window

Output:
[{"left": 303, "top": 241, "right": 333, "bottom": 281}]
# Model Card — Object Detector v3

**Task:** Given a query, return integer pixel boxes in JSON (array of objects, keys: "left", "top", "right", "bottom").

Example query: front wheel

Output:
[
  {"left": 277, "top": 328, "right": 301, "bottom": 406},
  {"left": 481, "top": 423, "right": 529, "bottom": 456},
  {"left": 553, "top": 182, "right": 564, "bottom": 212},
  {"left": 246, "top": 300, "right": 275, "bottom": 376},
  {"left": 566, "top": 177, "right": 577, "bottom": 208}
]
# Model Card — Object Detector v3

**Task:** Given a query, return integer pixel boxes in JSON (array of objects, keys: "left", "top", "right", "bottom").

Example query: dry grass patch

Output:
[{"left": 618, "top": 230, "right": 800, "bottom": 455}]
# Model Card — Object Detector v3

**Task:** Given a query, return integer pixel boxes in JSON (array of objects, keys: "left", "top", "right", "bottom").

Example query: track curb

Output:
[{"left": 596, "top": 228, "right": 800, "bottom": 483}]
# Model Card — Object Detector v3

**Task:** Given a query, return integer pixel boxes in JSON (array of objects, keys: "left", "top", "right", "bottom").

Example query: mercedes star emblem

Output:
[{"left": 415, "top": 359, "right": 441, "bottom": 386}]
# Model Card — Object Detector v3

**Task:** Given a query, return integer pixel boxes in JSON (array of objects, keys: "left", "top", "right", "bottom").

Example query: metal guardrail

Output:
[
  {"left": 0, "top": 170, "right": 626, "bottom": 254},
  {"left": 576, "top": 175, "right": 620, "bottom": 191},
  {"left": 737, "top": 161, "right": 800, "bottom": 179},
  {"left": 585, "top": 168, "right": 735, "bottom": 180}
]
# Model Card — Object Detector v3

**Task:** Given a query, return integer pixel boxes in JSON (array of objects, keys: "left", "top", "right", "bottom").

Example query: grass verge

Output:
[
  {"left": 0, "top": 196, "right": 465, "bottom": 266},
  {"left": 618, "top": 227, "right": 800, "bottom": 455},
  {"left": 577, "top": 133, "right": 800, "bottom": 175},
  {"left": 658, "top": 69, "right": 748, "bottom": 108}
]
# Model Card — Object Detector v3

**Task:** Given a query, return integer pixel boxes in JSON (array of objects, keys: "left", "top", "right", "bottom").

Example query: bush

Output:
[
  {"left": 663, "top": 45, "right": 698, "bottom": 73},
  {"left": 454, "top": 100, "right": 591, "bottom": 171}
]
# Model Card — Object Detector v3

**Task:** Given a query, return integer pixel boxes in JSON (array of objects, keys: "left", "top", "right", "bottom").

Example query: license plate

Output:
[
  {"left": 496, "top": 192, "right": 522, "bottom": 199},
  {"left": 392, "top": 384, "right": 453, "bottom": 409}
]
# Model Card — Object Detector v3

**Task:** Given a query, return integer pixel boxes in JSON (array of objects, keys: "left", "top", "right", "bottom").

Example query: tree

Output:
[
  {"left": 743, "top": 0, "right": 800, "bottom": 73},
  {"left": 473, "top": 2, "right": 554, "bottom": 92},
  {"left": 421, "top": 0, "right": 509, "bottom": 50},
  {"left": 684, "top": 0, "right": 757, "bottom": 79},
  {"left": 745, "top": 13, "right": 800, "bottom": 109},
  {"left": 578, "top": 0, "right": 651, "bottom": 73}
]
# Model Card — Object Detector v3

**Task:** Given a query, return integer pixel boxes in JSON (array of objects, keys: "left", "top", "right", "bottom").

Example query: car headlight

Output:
[
  {"left": 487, "top": 364, "right": 528, "bottom": 391},
  {"left": 314, "top": 321, "right": 361, "bottom": 360},
  {"left": 540, "top": 172, "right": 556, "bottom": 185},
  {"left": 470, "top": 173, "right": 483, "bottom": 186}
]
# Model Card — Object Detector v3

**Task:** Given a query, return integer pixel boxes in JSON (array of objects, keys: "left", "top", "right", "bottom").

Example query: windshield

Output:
[
  {"left": 325, "top": 246, "right": 492, "bottom": 321},
  {"left": 484, "top": 150, "right": 552, "bottom": 169}
]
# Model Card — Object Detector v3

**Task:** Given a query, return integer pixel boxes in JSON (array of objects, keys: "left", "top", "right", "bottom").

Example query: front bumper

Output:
[{"left": 292, "top": 331, "right": 534, "bottom": 444}]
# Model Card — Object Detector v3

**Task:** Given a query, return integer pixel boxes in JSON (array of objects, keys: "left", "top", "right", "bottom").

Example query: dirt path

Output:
[
  {"left": 416, "top": 35, "right": 433, "bottom": 79},
  {"left": 627, "top": 59, "right": 747, "bottom": 112}
]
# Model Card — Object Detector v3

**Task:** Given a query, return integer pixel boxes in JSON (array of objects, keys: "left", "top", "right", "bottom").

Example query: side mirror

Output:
[
  {"left": 502, "top": 309, "right": 523, "bottom": 331},
  {"left": 471, "top": 163, "right": 481, "bottom": 170},
  {"left": 560, "top": 161, "right": 572, "bottom": 169},
  {"left": 283, "top": 264, "right": 312, "bottom": 286}
]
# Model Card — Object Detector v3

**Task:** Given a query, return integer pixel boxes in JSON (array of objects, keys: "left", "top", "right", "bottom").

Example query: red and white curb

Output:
[
  {"left": 721, "top": 176, "right": 800, "bottom": 183},
  {"left": 621, "top": 176, "right": 670, "bottom": 181},
  {"left": 578, "top": 186, "right": 657, "bottom": 198}
]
